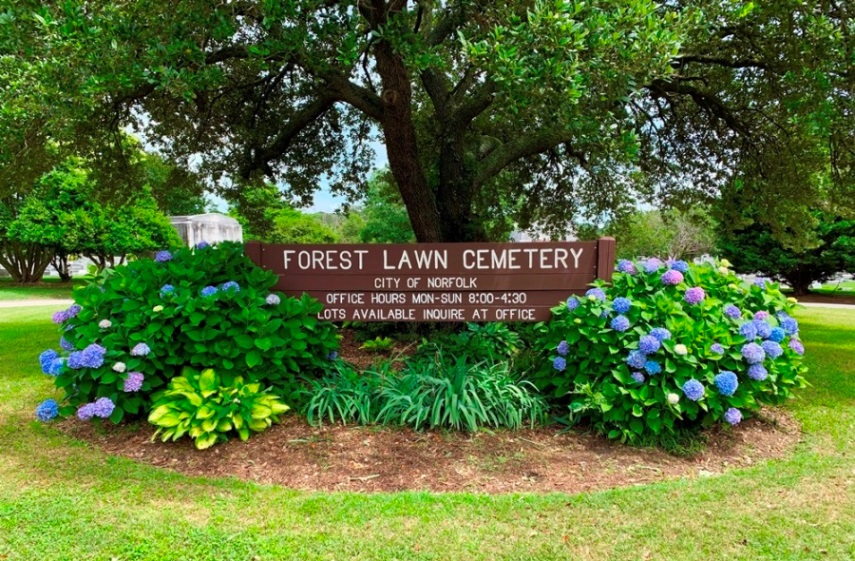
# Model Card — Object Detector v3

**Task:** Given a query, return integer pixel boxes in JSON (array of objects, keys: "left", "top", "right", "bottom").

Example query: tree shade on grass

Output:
[{"left": 0, "top": 306, "right": 853, "bottom": 560}]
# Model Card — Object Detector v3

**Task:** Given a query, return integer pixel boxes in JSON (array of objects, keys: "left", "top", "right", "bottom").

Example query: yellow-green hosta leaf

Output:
[
  {"left": 232, "top": 414, "right": 244, "bottom": 429},
  {"left": 152, "top": 412, "right": 182, "bottom": 428},
  {"left": 199, "top": 368, "right": 218, "bottom": 396},
  {"left": 189, "top": 425, "right": 204, "bottom": 438},
  {"left": 195, "top": 405, "right": 215, "bottom": 419},
  {"left": 269, "top": 402, "right": 290, "bottom": 415},
  {"left": 217, "top": 418, "right": 232, "bottom": 432},
  {"left": 148, "top": 405, "right": 173, "bottom": 423},
  {"left": 179, "top": 391, "right": 203, "bottom": 407},
  {"left": 237, "top": 426, "right": 250, "bottom": 441},
  {"left": 195, "top": 432, "right": 218, "bottom": 450},
  {"left": 250, "top": 404, "right": 272, "bottom": 419},
  {"left": 249, "top": 419, "right": 269, "bottom": 432},
  {"left": 201, "top": 418, "right": 218, "bottom": 433}
]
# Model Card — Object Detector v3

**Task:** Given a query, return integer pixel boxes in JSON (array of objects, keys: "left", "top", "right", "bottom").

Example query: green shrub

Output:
[
  {"left": 148, "top": 368, "right": 289, "bottom": 449},
  {"left": 360, "top": 336, "right": 395, "bottom": 353},
  {"left": 533, "top": 258, "right": 808, "bottom": 442},
  {"left": 40, "top": 242, "right": 338, "bottom": 422},
  {"left": 302, "top": 361, "right": 385, "bottom": 425},
  {"left": 415, "top": 322, "right": 521, "bottom": 363}
]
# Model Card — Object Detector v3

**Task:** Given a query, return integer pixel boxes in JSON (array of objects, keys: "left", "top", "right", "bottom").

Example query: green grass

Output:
[
  {"left": 811, "top": 279, "right": 855, "bottom": 296},
  {"left": 1, "top": 306, "right": 853, "bottom": 560},
  {"left": 0, "top": 277, "right": 82, "bottom": 301}
]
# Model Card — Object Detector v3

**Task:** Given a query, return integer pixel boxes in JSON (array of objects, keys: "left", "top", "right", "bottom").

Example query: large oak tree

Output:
[{"left": 1, "top": 1, "right": 852, "bottom": 242}]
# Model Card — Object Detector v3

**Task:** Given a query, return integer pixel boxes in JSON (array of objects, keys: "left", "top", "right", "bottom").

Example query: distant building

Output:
[{"left": 170, "top": 213, "right": 243, "bottom": 247}]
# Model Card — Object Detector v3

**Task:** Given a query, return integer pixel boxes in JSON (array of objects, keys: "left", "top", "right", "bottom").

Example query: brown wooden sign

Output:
[{"left": 245, "top": 238, "right": 615, "bottom": 322}]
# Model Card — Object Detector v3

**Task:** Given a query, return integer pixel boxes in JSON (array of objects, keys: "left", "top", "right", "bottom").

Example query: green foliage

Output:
[
  {"left": 148, "top": 367, "right": 289, "bottom": 449},
  {"left": 356, "top": 170, "right": 415, "bottom": 244},
  {"left": 533, "top": 259, "right": 808, "bottom": 443},
  {"left": 359, "top": 337, "right": 394, "bottom": 354},
  {"left": 267, "top": 208, "right": 339, "bottom": 244},
  {"left": 50, "top": 242, "right": 338, "bottom": 420},
  {"left": 600, "top": 208, "right": 717, "bottom": 260},
  {"left": 302, "top": 361, "right": 384, "bottom": 426},
  {"left": 416, "top": 323, "right": 521, "bottom": 363}
]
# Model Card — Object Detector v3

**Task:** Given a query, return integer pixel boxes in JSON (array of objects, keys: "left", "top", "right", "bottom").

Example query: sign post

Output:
[{"left": 245, "top": 238, "right": 615, "bottom": 322}]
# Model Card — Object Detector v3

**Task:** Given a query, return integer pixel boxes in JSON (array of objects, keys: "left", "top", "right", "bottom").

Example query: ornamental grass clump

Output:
[
  {"left": 34, "top": 242, "right": 338, "bottom": 423},
  {"left": 533, "top": 258, "right": 808, "bottom": 442}
]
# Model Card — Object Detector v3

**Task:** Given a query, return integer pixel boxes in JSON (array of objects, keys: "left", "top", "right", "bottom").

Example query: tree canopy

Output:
[{"left": 2, "top": 1, "right": 852, "bottom": 242}]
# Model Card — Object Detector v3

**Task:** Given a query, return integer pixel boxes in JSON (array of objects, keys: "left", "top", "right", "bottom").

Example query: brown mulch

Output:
[{"left": 59, "top": 408, "right": 800, "bottom": 494}]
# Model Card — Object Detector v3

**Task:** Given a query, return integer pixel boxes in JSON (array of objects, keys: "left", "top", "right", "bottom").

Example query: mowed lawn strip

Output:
[
  {"left": 0, "top": 278, "right": 80, "bottom": 301},
  {"left": 0, "top": 306, "right": 853, "bottom": 561}
]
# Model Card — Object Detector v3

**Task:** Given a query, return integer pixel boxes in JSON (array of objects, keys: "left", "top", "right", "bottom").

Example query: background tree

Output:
[{"left": 355, "top": 170, "right": 415, "bottom": 244}]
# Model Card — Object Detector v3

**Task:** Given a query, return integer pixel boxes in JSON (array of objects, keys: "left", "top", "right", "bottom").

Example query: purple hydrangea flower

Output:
[
  {"left": 753, "top": 277, "right": 768, "bottom": 289},
  {"left": 553, "top": 357, "right": 566, "bottom": 371},
  {"left": 265, "top": 294, "right": 281, "bottom": 306},
  {"left": 741, "top": 343, "right": 766, "bottom": 364},
  {"left": 649, "top": 328, "right": 671, "bottom": 342},
  {"left": 724, "top": 305, "right": 742, "bottom": 320},
  {"left": 67, "top": 352, "right": 85, "bottom": 370},
  {"left": 639, "top": 335, "right": 661, "bottom": 354},
  {"left": 643, "top": 258, "right": 663, "bottom": 273},
  {"left": 644, "top": 360, "right": 661, "bottom": 375},
  {"left": 684, "top": 287, "right": 706, "bottom": 305},
  {"left": 87, "top": 344, "right": 106, "bottom": 355},
  {"left": 92, "top": 397, "right": 115, "bottom": 418},
  {"left": 612, "top": 297, "right": 631, "bottom": 314},
  {"left": 769, "top": 327, "right": 786, "bottom": 343},
  {"left": 761, "top": 340, "right": 783, "bottom": 359},
  {"left": 710, "top": 343, "right": 725, "bottom": 355},
  {"left": 154, "top": 250, "right": 172, "bottom": 262},
  {"left": 565, "top": 296, "right": 580, "bottom": 311},
  {"left": 661, "top": 269, "right": 684, "bottom": 286},
  {"left": 610, "top": 315, "right": 630, "bottom": 332},
  {"left": 196, "top": 241, "right": 210, "bottom": 249},
  {"left": 67, "top": 304, "right": 82, "bottom": 318},
  {"left": 739, "top": 322, "right": 758, "bottom": 340},
  {"left": 221, "top": 281, "right": 240, "bottom": 292},
  {"left": 78, "top": 345, "right": 105, "bottom": 369},
  {"left": 123, "top": 372, "right": 144, "bottom": 393},
  {"left": 60, "top": 337, "right": 74, "bottom": 351},
  {"left": 39, "top": 350, "right": 59, "bottom": 374},
  {"left": 724, "top": 408, "right": 742, "bottom": 425},
  {"left": 754, "top": 311, "right": 770, "bottom": 321},
  {"left": 35, "top": 399, "right": 59, "bottom": 422},
  {"left": 682, "top": 379, "right": 705, "bottom": 401},
  {"left": 130, "top": 343, "right": 151, "bottom": 357},
  {"left": 617, "top": 260, "right": 636, "bottom": 274},
  {"left": 670, "top": 260, "right": 690, "bottom": 273},
  {"left": 748, "top": 364, "right": 768, "bottom": 381},
  {"left": 627, "top": 350, "right": 647, "bottom": 369},
  {"left": 557, "top": 340, "right": 569, "bottom": 356},
  {"left": 789, "top": 339, "right": 805, "bottom": 355},
  {"left": 631, "top": 371, "right": 645, "bottom": 384},
  {"left": 780, "top": 317, "right": 799, "bottom": 336},
  {"left": 77, "top": 403, "right": 96, "bottom": 421},
  {"left": 201, "top": 286, "right": 218, "bottom": 297},
  {"left": 752, "top": 319, "right": 772, "bottom": 339},
  {"left": 714, "top": 371, "right": 739, "bottom": 396},
  {"left": 160, "top": 284, "right": 175, "bottom": 297},
  {"left": 585, "top": 288, "right": 606, "bottom": 301},
  {"left": 51, "top": 310, "right": 69, "bottom": 325}
]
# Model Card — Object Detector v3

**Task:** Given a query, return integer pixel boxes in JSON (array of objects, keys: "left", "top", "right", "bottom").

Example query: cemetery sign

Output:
[{"left": 245, "top": 238, "right": 615, "bottom": 322}]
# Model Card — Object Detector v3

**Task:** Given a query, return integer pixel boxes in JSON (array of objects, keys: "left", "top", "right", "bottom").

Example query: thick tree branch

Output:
[
  {"left": 473, "top": 128, "right": 581, "bottom": 189},
  {"left": 674, "top": 54, "right": 770, "bottom": 70},
  {"left": 647, "top": 78, "right": 751, "bottom": 137}
]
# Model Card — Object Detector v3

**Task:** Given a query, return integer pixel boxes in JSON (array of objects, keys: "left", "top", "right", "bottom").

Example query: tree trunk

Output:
[
  {"left": 0, "top": 240, "right": 53, "bottom": 283},
  {"left": 436, "top": 132, "right": 482, "bottom": 242},
  {"left": 51, "top": 250, "right": 72, "bottom": 282}
]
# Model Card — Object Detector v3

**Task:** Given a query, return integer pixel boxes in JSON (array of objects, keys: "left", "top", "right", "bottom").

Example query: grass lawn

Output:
[
  {"left": 0, "top": 278, "right": 81, "bottom": 301},
  {"left": 0, "top": 306, "right": 853, "bottom": 560}
]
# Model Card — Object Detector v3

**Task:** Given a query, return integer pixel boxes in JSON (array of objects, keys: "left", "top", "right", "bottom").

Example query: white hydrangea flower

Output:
[
  {"left": 152, "top": 305, "right": 164, "bottom": 312},
  {"left": 98, "top": 319, "right": 112, "bottom": 329},
  {"left": 667, "top": 393, "right": 680, "bottom": 405},
  {"left": 674, "top": 344, "right": 688, "bottom": 356},
  {"left": 112, "top": 362, "right": 126, "bottom": 373}
]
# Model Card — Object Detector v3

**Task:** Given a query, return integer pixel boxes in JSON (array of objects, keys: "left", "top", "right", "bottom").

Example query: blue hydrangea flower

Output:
[
  {"left": 768, "top": 327, "right": 786, "bottom": 343},
  {"left": 78, "top": 345, "right": 105, "bottom": 369},
  {"left": 39, "top": 350, "right": 59, "bottom": 374},
  {"left": 265, "top": 294, "right": 281, "bottom": 306},
  {"left": 35, "top": 399, "right": 59, "bottom": 422},
  {"left": 155, "top": 250, "right": 172, "bottom": 262},
  {"left": 684, "top": 287, "right": 705, "bottom": 305},
  {"left": 553, "top": 357, "right": 566, "bottom": 371},
  {"left": 789, "top": 339, "right": 805, "bottom": 355},
  {"left": 661, "top": 269, "right": 684, "bottom": 286},
  {"left": 612, "top": 297, "right": 631, "bottom": 314},
  {"left": 130, "top": 343, "right": 151, "bottom": 357},
  {"left": 741, "top": 343, "right": 765, "bottom": 364},
  {"left": 752, "top": 319, "right": 772, "bottom": 339},
  {"left": 196, "top": 241, "right": 210, "bottom": 249},
  {"left": 670, "top": 260, "right": 690, "bottom": 273},
  {"left": 649, "top": 328, "right": 671, "bottom": 342},
  {"left": 67, "top": 352, "right": 85, "bottom": 370},
  {"left": 710, "top": 343, "right": 725, "bottom": 355},
  {"left": 610, "top": 315, "right": 630, "bottom": 332},
  {"left": 557, "top": 340, "right": 569, "bottom": 356},
  {"left": 200, "top": 286, "right": 218, "bottom": 297},
  {"left": 60, "top": 337, "right": 74, "bottom": 351},
  {"left": 748, "top": 364, "right": 768, "bottom": 381},
  {"left": 780, "top": 317, "right": 799, "bottom": 336},
  {"left": 160, "top": 284, "right": 175, "bottom": 297},
  {"left": 585, "top": 288, "right": 606, "bottom": 301},
  {"left": 724, "top": 408, "right": 742, "bottom": 425},
  {"left": 51, "top": 310, "right": 69, "bottom": 325},
  {"left": 47, "top": 358, "right": 64, "bottom": 376},
  {"left": 643, "top": 258, "right": 663, "bottom": 273},
  {"left": 626, "top": 350, "right": 647, "bottom": 369},
  {"left": 617, "top": 260, "right": 636, "bottom": 274},
  {"left": 639, "top": 335, "right": 661, "bottom": 354},
  {"left": 714, "top": 371, "right": 739, "bottom": 396},
  {"left": 753, "top": 277, "right": 767, "bottom": 289},
  {"left": 724, "top": 304, "right": 742, "bottom": 320},
  {"left": 566, "top": 296, "right": 579, "bottom": 311},
  {"left": 644, "top": 360, "right": 661, "bottom": 375},
  {"left": 682, "top": 379, "right": 705, "bottom": 401},
  {"left": 761, "top": 340, "right": 783, "bottom": 359},
  {"left": 123, "top": 372, "right": 144, "bottom": 393},
  {"left": 221, "top": 281, "right": 240, "bottom": 292},
  {"left": 327, "top": 351, "right": 339, "bottom": 361},
  {"left": 77, "top": 403, "right": 96, "bottom": 421},
  {"left": 67, "top": 304, "right": 81, "bottom": 318},
  {"left": 630, "top": 371, "right": 645, "bottom": 384},
  {"left": 92, "top": 397, "right": 115, "bottom": 418},
  {"left": 739, "top": 322, "right": 758, "bottom": 340}
]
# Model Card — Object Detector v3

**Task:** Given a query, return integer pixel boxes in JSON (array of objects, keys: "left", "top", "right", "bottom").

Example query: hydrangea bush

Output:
[
  {"left": 36, "top": 242, "right": 338, "bottom": 423},
  {"left": 533, "top": 258, "right": 808, "bottom": 441}
]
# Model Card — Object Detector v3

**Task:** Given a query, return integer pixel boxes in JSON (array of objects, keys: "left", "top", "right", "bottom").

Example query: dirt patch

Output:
[{"left": 59, "top": 408, "right": 800, "bottom": 494}]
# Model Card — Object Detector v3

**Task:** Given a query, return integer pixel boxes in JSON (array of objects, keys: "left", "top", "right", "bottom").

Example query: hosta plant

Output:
[
  {"left": 532, "top": 258, "right": 808, "bottom": 442},
  {"left": 148, "top": 368, "right": 289, "bottom": 449}
]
